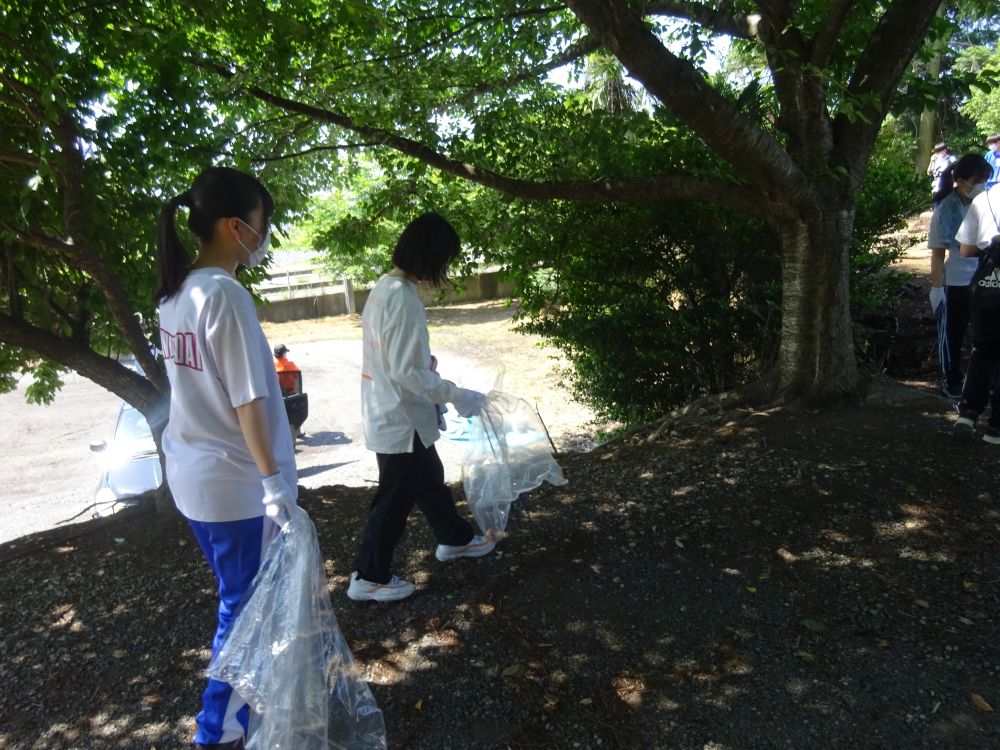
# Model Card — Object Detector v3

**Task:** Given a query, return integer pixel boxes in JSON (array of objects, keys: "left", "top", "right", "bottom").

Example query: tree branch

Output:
[
  {"left": 567, "top": 0, "right": 811, "bottom": 215},
  {"left": 643, "top": 1, "right": 760, "bottom": 40},
  {"left": 0, "top": 90, "right": 43, "bottom": 123},
  {"left": 0, "top": 243, "right": 20, "bottom": 320},
  {"left": 0, "top": 31, "right": 53, "bottom": 76},
  {"left": 0, "top": 312, "right": 162, "bottom": 415},
  {"left": 250, "top": 142, "right": 382, "bottom": 163},
  {"left": 443, "top": 36, "right": 602, "bottom": 107},
  {"left": 400, "top": 6, "right": 564, "bottom": 24},
  {"left": 834, "top": 0, "right": 942, "bottom": 185},
  {"left": 51, "top": 117, "right": 167, "bottom": 393},
  {"left": 191, "top": 58, "right": 773, "bottom": 220},
  {"left": 751, "top": 6, "right": 831, "bottom": 169},
  {"left": 809, "top": 0, "right": 857, "bottom": 67},
  {"left": 0, "top": 149, "right": 39, "bottom": 168}
]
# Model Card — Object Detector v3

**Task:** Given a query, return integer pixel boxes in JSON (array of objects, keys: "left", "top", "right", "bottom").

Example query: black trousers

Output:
[
  {"left": 354, "top": 433, "right": 474, "bottom": 584},
  {"left": 960, "top": 341, "right": 1000, "bottom": 426},
  {"left": 937, "top": 285, "right": 972, "bottom": 387}
]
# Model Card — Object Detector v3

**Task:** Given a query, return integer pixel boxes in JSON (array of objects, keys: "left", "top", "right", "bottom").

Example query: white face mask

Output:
[
  {"left": 236, "top": 219, "right": 271, "bottom": 268},
  {"left": 968, "top": 183, "right": 986, "bottom": 200}
]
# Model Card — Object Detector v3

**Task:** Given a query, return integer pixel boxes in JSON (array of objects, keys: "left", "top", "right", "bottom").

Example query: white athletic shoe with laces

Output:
[
  {"left": 435, "top": 533, "right": 496, "bottom": 562},
  {"left": 346, "top": 572, "right": 415, "bottom": 602}
]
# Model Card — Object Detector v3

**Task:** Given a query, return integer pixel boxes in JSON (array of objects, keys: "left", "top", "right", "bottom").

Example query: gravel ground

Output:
[{"left": 1, "top": 396, "right": 998, "bottom": 750}]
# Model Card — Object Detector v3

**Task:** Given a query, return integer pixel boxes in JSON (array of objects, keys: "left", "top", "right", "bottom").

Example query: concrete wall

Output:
[{"left": 256, "top": 270, "right": 515, "bottom": 324}]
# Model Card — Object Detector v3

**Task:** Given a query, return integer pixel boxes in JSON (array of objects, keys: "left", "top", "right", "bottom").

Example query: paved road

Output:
[{"left": 0, "top": 337, "right": 537, "bottom": 545}]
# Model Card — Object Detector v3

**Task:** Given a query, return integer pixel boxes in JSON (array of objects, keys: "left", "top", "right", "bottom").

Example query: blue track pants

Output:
[{"left": 187, "top": 515, "right": 276, "bottom": 745}]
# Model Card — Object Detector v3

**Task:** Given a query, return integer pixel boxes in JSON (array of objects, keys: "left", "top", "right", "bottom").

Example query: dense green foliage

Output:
[
  {"left": 891, "top": 7, "right": 1000, "bottom": 153},
  {"left": 299, "top": 112, "right": 925, "bottom": 424},
  {"left": 959, "top": 44, "right": 1000, "bottom": 136},
  {"left": 0, "top": 0, "right": 993, "bottom": 414}
]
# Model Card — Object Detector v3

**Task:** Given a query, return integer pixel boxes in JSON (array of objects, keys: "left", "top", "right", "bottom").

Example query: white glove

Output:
[
  {"left": 261, "top": 472, "right": 297, "bottom": 525},
  {"left": 451, "top": 388, "right": 486, "bottom": 418},
  {"left": 929, "top": 286, "right": 946, "bottom": 313}
]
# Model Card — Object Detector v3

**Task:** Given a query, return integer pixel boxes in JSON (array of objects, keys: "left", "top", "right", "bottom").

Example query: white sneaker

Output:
[
  {"left": 346, "top": 572, "right": 415, "bottom": 602},
  {"left": 435, "top": 534, "right": 496, "bottom": 562}
]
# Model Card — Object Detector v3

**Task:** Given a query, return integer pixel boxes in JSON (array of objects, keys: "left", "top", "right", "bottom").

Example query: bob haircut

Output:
[{"left": 391, "top": 212, "right": 461, "bottom": 286}]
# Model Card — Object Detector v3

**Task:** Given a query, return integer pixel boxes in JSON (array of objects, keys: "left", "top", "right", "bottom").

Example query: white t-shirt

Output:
[
  {"left": 927, "top": 191, "right": 979, "bottom": 286},
  {"left": 361, "top": 274, "right": 463, "bottom": 454},
  {"left": 157, "top": 268, "right": 295, "bottom": 522},
  {"left": 956, "top": 188, "right": 1000, "bottom": 251}
]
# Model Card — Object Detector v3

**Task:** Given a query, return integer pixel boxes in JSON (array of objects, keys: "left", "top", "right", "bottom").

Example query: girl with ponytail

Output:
[
  {"left": 155, "top": 167, "right": 295, "bottom": 749},
  {"left": 927, "top": 153, "right": 992, "bottom": 398}
]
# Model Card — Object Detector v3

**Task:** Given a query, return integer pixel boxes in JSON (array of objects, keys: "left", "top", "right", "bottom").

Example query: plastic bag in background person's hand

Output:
[
  {"left": 207, "top": 507, "right": 387, "bottom": 750},
  {"left": 462, "top": 391, "right": 568, "bottom": 536}
]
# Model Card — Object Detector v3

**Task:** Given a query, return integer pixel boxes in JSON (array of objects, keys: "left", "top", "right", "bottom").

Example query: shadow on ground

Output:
[{"left": 1, "top": 400, "right": 998, "bottom": 750}]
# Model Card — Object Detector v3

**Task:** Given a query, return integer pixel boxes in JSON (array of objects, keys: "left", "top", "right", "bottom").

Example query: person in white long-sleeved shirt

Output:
[{"left": 347, "top": 213, "right": 495, "bottom": 602}]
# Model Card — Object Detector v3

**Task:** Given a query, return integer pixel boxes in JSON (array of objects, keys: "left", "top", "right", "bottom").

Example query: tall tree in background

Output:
[
  {"left": 180, "top": 0, "right": 951, "bottom": 402},
  {"left": 2, "top": 0, "right": 994, "bottom": 411}
]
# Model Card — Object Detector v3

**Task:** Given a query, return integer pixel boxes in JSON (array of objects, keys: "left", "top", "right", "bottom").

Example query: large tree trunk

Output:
[{"left": 777, "top": 207, "right": 859, "bottom": 401}]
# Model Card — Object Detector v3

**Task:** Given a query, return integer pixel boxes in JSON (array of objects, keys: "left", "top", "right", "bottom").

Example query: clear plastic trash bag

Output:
[
  {"left": 207, "top": 507, "right": 387, "bottom": 750},
  {"left": 461, "top": 390, "right": 568, "bottom": 536}
]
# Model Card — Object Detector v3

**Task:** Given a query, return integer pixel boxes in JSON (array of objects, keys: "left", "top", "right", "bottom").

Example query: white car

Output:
[{"left": 89, "top": 398, "right": 162, "bottom": 516}]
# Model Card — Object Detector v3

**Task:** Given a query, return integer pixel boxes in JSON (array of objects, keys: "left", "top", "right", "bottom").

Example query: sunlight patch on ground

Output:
[
  {"left": 88, "top": 712, "right": 132, "bottom": 738},
  {"left": 364, "top": 657, "right": 406, "bottom": 686},
  {"left": 896, "top": 547, "right": 955, "bottom": 563},
  {"left": 777, "top": 547, "right": 800, "bottom": 563},
  {"left": 874, "top": 517, "right": 929, "bottom": 538},
  {"left": 45, "top": 603, "right": 84, "bottom": 633},
  {"left": 819, "top": 529, "right": 852, "bottom": 544},
  {"left": 613, "top": 674, "right": 646, "bottom": 708},
  {"left": 33, "top": 723, "right": 80, "bottom": 747},
  {"left": 798, "top": 546, "right": 876, "bottom": 569}
]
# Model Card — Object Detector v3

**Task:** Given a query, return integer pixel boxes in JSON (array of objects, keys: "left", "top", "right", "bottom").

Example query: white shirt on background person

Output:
[
  {"left": 957, "top": 188, "right": 1000, "bottom": 250},
  {"left": 361, "top": 273, "right": 464, "bottom": 454}
]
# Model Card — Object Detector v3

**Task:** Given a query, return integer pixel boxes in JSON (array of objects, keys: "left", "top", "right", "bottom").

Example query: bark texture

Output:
[{"left": 776, "top": 210, "right": 859, "bottom": 400}]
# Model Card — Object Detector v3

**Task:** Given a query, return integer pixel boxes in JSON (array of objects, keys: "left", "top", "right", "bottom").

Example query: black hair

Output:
[
  {"left": 932, "top": 153, "right": 992, "bottom": 203},
  {"left": 391, "top": 212, "right": 461, "bottom": 286},
  {"left": 155, "top": 167, "right": 274, "bottom": 302}
]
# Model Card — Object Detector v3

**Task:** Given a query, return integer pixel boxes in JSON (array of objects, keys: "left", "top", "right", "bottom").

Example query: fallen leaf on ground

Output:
[
  {"left": 794, "top": 650, "right": 817, "bottom": 664},
  {"left": 971, "top": 693, "right": 993, "bottom": 713}
]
